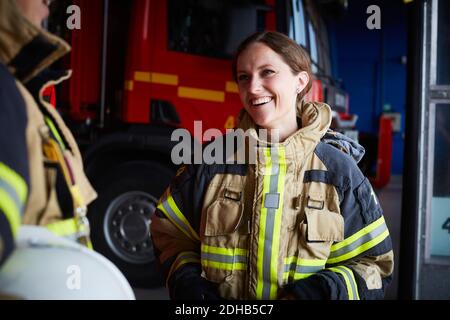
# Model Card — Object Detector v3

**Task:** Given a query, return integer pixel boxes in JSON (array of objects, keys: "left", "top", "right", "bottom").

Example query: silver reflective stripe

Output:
[
  {"left": 160, "top": 199, "right": 196, "bottom": 240},
  {"left": 261, "top": 147, "right": 280, "bottom": 299},
  {"left": 0, "top": 179, "right": 23, "bottom": 214},
  {"left": 335, "top": 266, "right": 359, "bottom": 300},
  {"left": 201, "top": 252, "right": 248, "bottom": 264},
  {"left": 329, "top": 221, "right": 388, "bottom": 259},
  {"left": 178, "top": 252, "right": 199, "bottom": 261},
  {"left": 284, "top": 263, "right": 324, "bottom": 274}
]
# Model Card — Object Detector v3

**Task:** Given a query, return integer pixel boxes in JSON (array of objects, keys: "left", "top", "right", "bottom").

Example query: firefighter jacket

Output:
[
  {"left": 0, "top": 0, "right": 97, "bottom": 256},
  {"left": 151, "top": 100, "right": 394, "bottom": 300}
]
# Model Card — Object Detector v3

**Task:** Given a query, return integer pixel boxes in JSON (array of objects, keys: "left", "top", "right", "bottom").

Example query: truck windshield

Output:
[{"left": 168, "top": 0, "right": 266, "bottom": 59}]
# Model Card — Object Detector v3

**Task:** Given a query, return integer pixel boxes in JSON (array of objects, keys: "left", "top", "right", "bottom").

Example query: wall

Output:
[{"left": 328, "top": 0, "right": 407, "bottom": 175}]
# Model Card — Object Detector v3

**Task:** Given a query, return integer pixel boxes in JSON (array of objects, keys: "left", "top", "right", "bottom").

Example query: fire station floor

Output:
[
  {"left": 376, "top": 175, "right": 402, "bottom": 300},
  {"left": 133, "top": 175, "right": 403, "bottom": 300}
]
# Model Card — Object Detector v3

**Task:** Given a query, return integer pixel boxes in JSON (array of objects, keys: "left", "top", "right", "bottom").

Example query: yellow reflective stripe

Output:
[
  {"left": 256, "top": 147, "right": 285, "bottom": 300},
  {"left": 85, "top": 240, "right": 93, "bottom": 250},
  {"left": 46, "top": 218, "right": 92, "bottom": 250},
  {"left": 327, "top": 218, "right": 389, "bottom": 264},
  {"left": 270, "top": 147, "right": 286, "bottom": 299},
  {"left": 284, "top": 256, "right": 328, "bottom": 266},
  {"left": 0, "top": 163, "right": 27, "bottom": 203},
  {"left": 201, "top": 244, "right": 248, "bottom": 257},
  {"left": 157, "top": 202, "right": 192, "bottom": 239},
  {"left": 46, "top": 218, "right": 78, "bottom": 237},
  {"left": 0, "top": 189, "right": 21, "bottom": 237},
  {"left": 283, "top": 256, "right": 326, "bottom": 281},
  {"left": 200, "top": 244, "right": 248, "bottom": 272},
  {"left": 166, "top": 251, "right": 201, "bottom": 287},
  {"left": 345, "top": 266, "right": 360, "bottom": 300},
  {"left": 0, "top": 163, "right": 27, "bottom": 237},
  {"left": 234, "top": 248, "right": 247, "bottom": 256},
  {"left": 167, "top": 194, "right": 200, "bottom": 240},
  {"left": 331, "top": 216, "right": 385, "bottom": 252},
  {"left": 328, "top": 266, "right": 360, "bottom": 300},
  {"left": 157, "top": 192, "right": 200, "bottom": 241},
  {"left": 328, "top": 229, "right": 390, "bottom": 264},
  {"left": 283, "top": 272, "right": 315, "bottom": 281},
  {"left": 201, "top": 260, "right": 247, "bottom": 270},
  {"left": 45, "top": 116, "right": 66, "bottom": 150},
  {"left": 256, "top": 148, "right": 272, "bottom": 300},
  {"left": 293, "top": 273, "right": 314, "bottom": 280}
]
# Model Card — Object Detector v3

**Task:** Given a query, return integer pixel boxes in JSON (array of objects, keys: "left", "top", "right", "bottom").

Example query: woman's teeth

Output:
[{"left": 251, "top": 97, "right": 273, "bottom": 106}]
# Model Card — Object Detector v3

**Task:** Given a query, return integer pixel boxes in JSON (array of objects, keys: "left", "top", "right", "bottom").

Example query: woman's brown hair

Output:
[{"left": 232, "top": 31, "right": 313, "bottom": 103}]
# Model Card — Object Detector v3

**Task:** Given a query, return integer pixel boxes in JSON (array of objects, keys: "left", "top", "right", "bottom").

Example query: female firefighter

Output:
[{"left": 150, "top": 31, "right": 394, "bottom": 300}]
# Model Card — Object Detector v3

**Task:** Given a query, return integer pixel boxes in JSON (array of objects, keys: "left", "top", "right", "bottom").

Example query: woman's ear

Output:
[{"left": 297, "top": 71, "right": 310, "bottom": 93}]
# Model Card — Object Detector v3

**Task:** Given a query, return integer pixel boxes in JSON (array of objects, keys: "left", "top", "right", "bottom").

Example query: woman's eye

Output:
[
  {"left": 261, "top": 69, "right": 275, "bottom": 77},
  {"left": 237, "top": 74, "right": 248, "bottom": 82}
]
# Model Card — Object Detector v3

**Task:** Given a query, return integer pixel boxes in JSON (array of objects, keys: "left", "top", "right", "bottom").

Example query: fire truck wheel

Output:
[{"left": 88, "top": 160, "right": 175, "bottom": 288}]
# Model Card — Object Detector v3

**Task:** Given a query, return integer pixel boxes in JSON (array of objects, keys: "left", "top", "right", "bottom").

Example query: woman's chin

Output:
[
  {"left": 254, "top": 118, "right": 271, "bottom": 129},
  {"left": 248, "top": 112, "right": 271, "bottom": 128}
]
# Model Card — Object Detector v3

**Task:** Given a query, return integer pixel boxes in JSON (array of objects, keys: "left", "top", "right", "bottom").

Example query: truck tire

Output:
[{"left": 87, "top": 160, "right": 175, "bottom": 288}]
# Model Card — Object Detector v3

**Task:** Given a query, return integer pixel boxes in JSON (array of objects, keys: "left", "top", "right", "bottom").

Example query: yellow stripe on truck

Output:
[
  {"left": 132, "top": 71, "right": 238, "bottom": 102},
  {"left": 134, "top": 71, "right": 179, "bottom": 86},
  {"left": 225, "top": 81, "right": 238, "bottom": 93},
  {"left": 178, "top": 87, "right": 225, "bottom": 103}
]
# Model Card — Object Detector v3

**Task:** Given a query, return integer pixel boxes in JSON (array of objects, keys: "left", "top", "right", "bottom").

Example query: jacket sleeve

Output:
[
  {"left": 287, "top": 158, "right": 394, "bottom": 300},
  {"left": 0, "top": 64, "right": 29, "bottom": 266},
  {"left": 150, "top": 164, "right": 205, "bottom": 294}
]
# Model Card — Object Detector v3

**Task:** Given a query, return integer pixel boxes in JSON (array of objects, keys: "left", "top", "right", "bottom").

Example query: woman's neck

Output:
[{"left": 262, "top": 118, "right": 299, "bottom": 143}]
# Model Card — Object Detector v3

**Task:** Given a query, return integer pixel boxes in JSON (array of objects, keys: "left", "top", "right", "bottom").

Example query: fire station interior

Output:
[{"left": 2, "top": 0, "right": 449, "bottom": 301}]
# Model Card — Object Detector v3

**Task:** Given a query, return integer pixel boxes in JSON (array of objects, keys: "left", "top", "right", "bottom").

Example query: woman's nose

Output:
[{"left": 248, "top": 77, "right": 263, "bottom": 93}]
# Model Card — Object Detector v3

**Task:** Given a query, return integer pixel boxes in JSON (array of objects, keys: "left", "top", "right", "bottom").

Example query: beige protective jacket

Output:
[
  {"left": 152, "top": 101, "right": 394, "bottom": 300},
  {"left": 152, "top": 98, "right": 393, "bottom": 300},
  {"left": 0, "top": 0, "right": 96, "bottom": 231}
]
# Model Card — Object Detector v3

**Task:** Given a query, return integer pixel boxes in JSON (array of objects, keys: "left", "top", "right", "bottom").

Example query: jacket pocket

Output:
[
  {"left": 201, "top": 187, "right": 248, "bottom": 285},
  {"left": 300, "top": 207, "right": 344, "bottom": 260},
  {"left": 305, "top": 207, "right": 344, "bottom": 242},
  {"left": 284, "top": 207, "right": 344, "bottom": 283},
  {"left": 204, "top": 198, "right": 243, "bottom": 236}
]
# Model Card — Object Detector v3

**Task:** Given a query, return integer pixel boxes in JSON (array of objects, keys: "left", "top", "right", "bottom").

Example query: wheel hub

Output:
[
  {"left": 104, "top": 191, "right": 157, "bottom": 264},
  {"left": 120, "top": 212, "right": 149, "bottom": 244}
]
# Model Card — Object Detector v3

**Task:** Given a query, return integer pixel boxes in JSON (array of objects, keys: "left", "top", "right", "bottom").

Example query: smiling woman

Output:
[
  {"left": 233, "top": 32, "right": 312, "bottom": 142},
  {"left": 150, "top": 31, "right": 394, "bottom": 301}
]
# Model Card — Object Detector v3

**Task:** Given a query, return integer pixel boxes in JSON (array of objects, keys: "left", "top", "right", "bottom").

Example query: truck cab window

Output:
[
  {"left": 289, "top": 0, "right": 307, "bottom": 47},
  {"left": 308, "top": 20, "right": 319, "bottom": 73},
  {"left": 168, "top": 0, "right": 265, "bottom": 59}
]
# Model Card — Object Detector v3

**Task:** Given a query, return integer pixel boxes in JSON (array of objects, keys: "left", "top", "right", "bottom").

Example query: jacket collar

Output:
[
  {"left": 0, "top": 0, "right": 70, "bottom": 83},
  {"left": 237, "top": 101, "right": 332, "bottom": 158}
]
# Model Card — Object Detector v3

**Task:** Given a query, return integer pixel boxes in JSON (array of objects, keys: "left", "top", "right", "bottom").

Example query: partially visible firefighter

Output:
[
  {"left": 0, "top": 0, "right": 137, "bottom": 300},
  {"left": 0, "top": 0, "right": 97, "bottom": 266},
  {"left": 151, "top": 31, "right": 394, "bottom": 300}
]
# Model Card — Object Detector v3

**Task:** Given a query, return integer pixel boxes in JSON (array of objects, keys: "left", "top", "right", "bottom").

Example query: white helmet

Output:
[{"left": 0, "top": 226, "right": 135, "bottom": 300}]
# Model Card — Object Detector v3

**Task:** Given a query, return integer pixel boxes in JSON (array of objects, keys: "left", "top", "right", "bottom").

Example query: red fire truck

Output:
[{"left": 49, "top": 0, "right": 353, "bottom": 287}]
